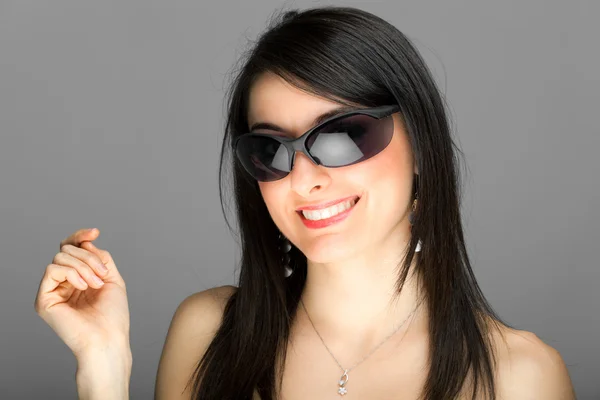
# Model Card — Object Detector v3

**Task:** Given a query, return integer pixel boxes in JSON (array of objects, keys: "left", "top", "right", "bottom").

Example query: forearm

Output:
[{"left": 76, "top": 345, "right": 132, "bottom": 400}]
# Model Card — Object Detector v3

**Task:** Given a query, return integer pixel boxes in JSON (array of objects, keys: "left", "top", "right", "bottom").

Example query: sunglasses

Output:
[{"left": 233, "top": 104, "right": 401, "bottom": 182}]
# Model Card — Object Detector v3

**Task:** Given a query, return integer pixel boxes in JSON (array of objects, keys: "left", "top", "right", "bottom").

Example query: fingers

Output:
[
  {"left": 53, "top": 250, "right": 106, "bottom": 289},
  {"left": 60, "top": 228, "right": 100, "bottom": 250},
  {"left": 80, "top": 241, "right": 114, "bottom": 271},
  {"left": 55, "top": 228, "right": 126, "bottom": 289},
  {"left": 58, "top": 244, "right": 108, "bottom": 280},
  {"left": 38, "top": 263, "right": 89, "bottom": 298},
  {"left": 80, "top": 241, "right": 125, "bottom": 288}
]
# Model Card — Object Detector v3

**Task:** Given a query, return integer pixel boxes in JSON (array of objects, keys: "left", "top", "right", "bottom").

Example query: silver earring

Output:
[
  {"left": 408, "top": 198, "right": 422, "bottom": 253},
  {"left": 278, "top": 232, "right": 293, "bottom": 277}
]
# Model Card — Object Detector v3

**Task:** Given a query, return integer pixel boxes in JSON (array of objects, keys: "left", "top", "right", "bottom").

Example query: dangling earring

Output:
[
  {"left": 408, "top": 198, "right": 417, "bottom": 225},
  {"left": 278, "top": 232, "right": 293, "bottom": 277},
  {"left": 408, "top": 197, "right": 422, "bottom": 253}
]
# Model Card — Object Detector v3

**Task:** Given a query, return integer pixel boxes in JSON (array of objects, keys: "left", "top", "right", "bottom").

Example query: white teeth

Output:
[{"left": 301, "top": 198, "right": 357, "bottom": 221}]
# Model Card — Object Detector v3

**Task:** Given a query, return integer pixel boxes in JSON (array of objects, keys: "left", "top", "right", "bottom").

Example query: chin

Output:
[{"left": 297, "top": 236, "right": 360, "bottom": 264}]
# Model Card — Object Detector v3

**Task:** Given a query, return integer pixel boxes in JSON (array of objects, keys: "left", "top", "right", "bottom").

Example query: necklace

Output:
[{"left": 299, "top": 297, "right": 421, "bottom": 396}]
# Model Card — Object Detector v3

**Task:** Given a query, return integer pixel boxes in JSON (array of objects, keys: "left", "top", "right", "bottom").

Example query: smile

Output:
[{"left": 297, "top": 196, "right": 360, "bottom": 229}]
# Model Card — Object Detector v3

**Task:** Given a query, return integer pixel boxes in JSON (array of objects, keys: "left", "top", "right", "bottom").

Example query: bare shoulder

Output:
[
  {"left": 179, "top": 284, "right": 237, "bottom": 322},
  {"left": 167, "top": 284, "right": 237, "bottom": 340},
  {"left": 155, "top": 285, "right": 238, "bottom": 400},
  {"left": 491, "top": 324, "right": 576, "bottom": 399}
]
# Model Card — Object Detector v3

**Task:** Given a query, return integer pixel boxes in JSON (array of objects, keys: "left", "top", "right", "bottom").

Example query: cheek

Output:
[
  {"left": 349, "top": 130, "right": 414, "bottom": 217},
  {"left": 258, "top": 182, "right": 286, "bottom": 219},
  {"left": 257, "top": 182, "right": 274, "bottom": 207},
  {"left": 379, "top": 138, "right": 413, "bottom": 181},
  {"left": 347, "top": 129, "right": 413, "bottom": 188}
]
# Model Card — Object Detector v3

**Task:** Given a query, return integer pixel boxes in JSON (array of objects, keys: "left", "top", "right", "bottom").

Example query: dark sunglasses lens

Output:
[
  {"left": 306, "top": 114, "right": 394, "bottom": 167},
  {"left": 235, "top": 135, "right": 290, "bottom": 182}
]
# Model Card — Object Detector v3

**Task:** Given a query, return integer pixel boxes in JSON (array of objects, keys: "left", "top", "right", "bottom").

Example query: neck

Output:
[{"left": 297, "top": 231, "right": 428, "bottom": 350}]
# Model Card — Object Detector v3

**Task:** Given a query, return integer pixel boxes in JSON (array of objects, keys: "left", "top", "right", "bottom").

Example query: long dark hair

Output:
[{"left": 187, "top": 6, "right": 511, "bottom": 400}]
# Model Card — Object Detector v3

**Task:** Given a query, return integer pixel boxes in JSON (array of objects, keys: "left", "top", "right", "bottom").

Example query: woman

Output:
[{"left": 33, "top": 6, "right": 575, "bottom": 400}]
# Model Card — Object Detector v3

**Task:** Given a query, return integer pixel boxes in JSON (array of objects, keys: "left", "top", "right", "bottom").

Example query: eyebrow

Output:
[{"left": 249, "top": 105, "right": 358, "bottom": 133}]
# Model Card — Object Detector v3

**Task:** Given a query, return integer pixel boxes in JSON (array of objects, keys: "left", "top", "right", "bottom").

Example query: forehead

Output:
[{"left": 247, "top": 72, "right": 348, "bottom": 133}]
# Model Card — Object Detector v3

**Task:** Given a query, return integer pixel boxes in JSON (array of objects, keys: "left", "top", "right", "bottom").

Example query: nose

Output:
[{"left": 289, "top": 151, "right": 331, "bottom": 197}]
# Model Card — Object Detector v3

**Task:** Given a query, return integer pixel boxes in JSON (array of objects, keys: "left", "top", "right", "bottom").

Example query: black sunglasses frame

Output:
[{"left": 233, "top": 104, "right": 401, "bottom": 181}]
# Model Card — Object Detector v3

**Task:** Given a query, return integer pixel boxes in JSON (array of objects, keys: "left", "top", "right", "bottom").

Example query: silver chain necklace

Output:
[{"left": 299, "top": 297, "right": 421, "bottom": 396}]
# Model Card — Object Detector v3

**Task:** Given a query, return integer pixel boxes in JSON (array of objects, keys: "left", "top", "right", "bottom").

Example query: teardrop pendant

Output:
[{"left": 337, "top": 370, "right": 349, "bottom": 396}]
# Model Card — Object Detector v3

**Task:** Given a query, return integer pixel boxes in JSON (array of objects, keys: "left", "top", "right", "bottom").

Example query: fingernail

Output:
[
  {"left": 92, "top": 275, "right": 104, "bottom": 286},
  {"left": 98, "top": 263, "right": 108, "bottom": 273}
]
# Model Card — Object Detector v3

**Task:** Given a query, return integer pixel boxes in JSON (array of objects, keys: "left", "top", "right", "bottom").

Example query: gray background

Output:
[{"left": 1, "top": 0, "right": 598, "bottom": 398}]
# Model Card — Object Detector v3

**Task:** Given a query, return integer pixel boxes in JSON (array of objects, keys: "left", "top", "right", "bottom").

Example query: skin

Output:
[{"left": 247, "top": 71, "right": 576, "bottom": 399}]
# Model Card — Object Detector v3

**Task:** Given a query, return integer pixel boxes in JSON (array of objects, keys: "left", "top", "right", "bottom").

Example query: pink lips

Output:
[{"left": 298, "top": 197, "right": 360, "bottom": 229}]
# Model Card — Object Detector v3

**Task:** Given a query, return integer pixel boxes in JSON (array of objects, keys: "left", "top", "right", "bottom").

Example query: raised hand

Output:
[{"left": 34, "top": 228, "right": 130, "bottom": 361}]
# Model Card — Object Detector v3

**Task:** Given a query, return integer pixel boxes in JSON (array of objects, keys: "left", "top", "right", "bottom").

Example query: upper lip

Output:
[{"left": 296, "top": 195, "right": 360, "bottom": 211}]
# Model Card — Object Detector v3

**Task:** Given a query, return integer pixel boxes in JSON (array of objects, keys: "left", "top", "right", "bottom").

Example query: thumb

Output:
[
  {"left": 60, "top": 227, "right": 100, "bottom": 249},
  {"left": 82, "top": 227, "right": 101, "bottom": 242}
]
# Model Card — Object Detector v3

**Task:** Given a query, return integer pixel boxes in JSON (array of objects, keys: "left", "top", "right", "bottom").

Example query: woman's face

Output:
[{"left": 247, "top": 72, "right": 417, "bottom": 263}]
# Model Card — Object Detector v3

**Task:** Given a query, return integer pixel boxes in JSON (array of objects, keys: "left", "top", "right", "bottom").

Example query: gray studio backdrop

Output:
[{"left": 1, "top": 0, "right": 598, "bottom": 398}]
